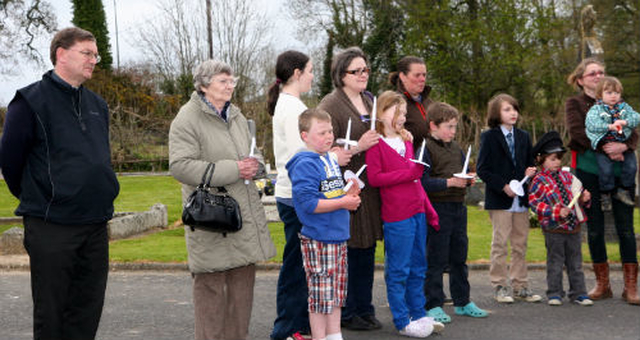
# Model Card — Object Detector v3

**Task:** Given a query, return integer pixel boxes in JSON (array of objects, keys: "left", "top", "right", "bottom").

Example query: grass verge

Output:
[{"left": 2, "top": 176, "right": 639, "bottom": 263}]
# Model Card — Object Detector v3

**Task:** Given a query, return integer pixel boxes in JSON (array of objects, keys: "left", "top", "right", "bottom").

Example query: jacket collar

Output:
[
  {"left": 191, "top": 91, "right": 235, "bottom": 121},
  {"left": 44, "top": 70, "right": 82, "bottom": 95},
  {"left": 396, "top": 78, "right": 432, "bottom": 102}
]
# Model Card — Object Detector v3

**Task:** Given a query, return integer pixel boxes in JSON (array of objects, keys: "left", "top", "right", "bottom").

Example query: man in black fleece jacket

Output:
[{"left": 0, "top": 27, "right": 119, "bottom": 340}]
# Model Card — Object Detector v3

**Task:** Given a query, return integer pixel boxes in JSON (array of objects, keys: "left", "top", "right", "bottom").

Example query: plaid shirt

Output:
[{"left": 528, "top": 169, "right": 586, "bottom": 233}]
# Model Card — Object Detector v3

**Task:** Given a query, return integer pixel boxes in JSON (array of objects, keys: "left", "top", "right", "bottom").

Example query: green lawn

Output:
[{"left": 1, "top": 176, "right": 639, "bottom": 263}]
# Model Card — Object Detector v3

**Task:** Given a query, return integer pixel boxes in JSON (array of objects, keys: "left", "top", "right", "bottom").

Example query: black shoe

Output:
[
  {"left": 360, "top": 314, "right": 383, "bottom": 330},
  {"left": 341, "top": 315, "right": 376, "bottom": 331}
]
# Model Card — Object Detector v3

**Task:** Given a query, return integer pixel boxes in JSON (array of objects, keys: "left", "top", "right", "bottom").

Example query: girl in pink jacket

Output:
[{"left": 365, "top": 91, "right": 441, "bottom": 338}]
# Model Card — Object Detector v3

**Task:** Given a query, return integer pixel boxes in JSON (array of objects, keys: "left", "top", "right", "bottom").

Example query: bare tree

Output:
[
  {"left": 289, "top": 0, "right": 369, "bottom": 47},
  {"left": 134, "top": 0, "right": 274, "bottom": 103},
  {"left": 209, "top": 0, "right": 273, "bottom": 103},
  {"left": 134, "top": 0, "right": 206, "bottom": 87},
  {"left": 0, "top": 0, "right": 57, "bottom": 75}
]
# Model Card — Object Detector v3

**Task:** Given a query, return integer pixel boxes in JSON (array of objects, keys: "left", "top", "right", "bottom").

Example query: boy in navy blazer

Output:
[{"left": 477, "top": 94, "right": 542, "bottom": 304}]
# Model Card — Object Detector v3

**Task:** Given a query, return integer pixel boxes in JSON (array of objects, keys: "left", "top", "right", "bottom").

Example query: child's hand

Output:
[
  {"left": 559, "top": 207, "right": 571, "bottom": 218},
  {"left": 341, "top": 194, "right": 361, "bottom": 211},
  {"left": 345, "top": 178, "right": 361, "bottom": 196},
  {"left": 447, "top": 177, "right": 468, "bottom": 188},
  {"left": 331, "top": 147, "right": 353, "bottom": 166},
  {"left": 503, "top": 184, "right": 516, "bottom": 198},
  {"left": 399, "top": 128, "right": 414, "bottom": 142},
  {"left": 581, "top": 189, "right": 591, "bottom": 203},
  {"left": 618, "top": 120, "right": 628, "bottom": 127},
  {"left": 525, "top": 167, "right": 537, "bottom": 178}
]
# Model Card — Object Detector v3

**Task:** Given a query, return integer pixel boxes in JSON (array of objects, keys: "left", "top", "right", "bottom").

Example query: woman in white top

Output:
[{"left": 268, "top": 50, "right": 315, "bottom": 340}]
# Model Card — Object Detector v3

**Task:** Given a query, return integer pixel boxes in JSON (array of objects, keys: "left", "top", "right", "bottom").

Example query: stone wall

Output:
[
  {"left": 0, "top": 204, "right": 169, "bottom": 254},
  {"left": 0, "top": 227, "right": 25, "bottom": 255},
  {"left": 108, "top": 203, "right": 168, "bottom": 240}
]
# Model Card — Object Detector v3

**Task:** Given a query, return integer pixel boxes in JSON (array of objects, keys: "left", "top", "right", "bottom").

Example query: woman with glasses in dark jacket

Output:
[{"left": 317, "top": 47, "right": 383, "bottom": 331}]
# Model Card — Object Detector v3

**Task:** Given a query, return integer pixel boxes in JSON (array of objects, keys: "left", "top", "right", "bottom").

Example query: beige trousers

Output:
[
  {"left": 488, "top": 210, "right": 530, "bottom": 290},
  {"left": 193, "top": 265, "right": 256, "bottom": 340}
]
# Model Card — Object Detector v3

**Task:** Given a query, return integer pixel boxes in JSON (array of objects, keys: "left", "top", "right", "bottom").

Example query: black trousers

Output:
[
  {"left": 23, "top": 216, "right": 109, "bottom": 340},
  {"left": 342, "top": 246, "right": 376, "bottom": 320},
  {"left": 425, "top": 202, "right": 470, "bottom": 309},
  {"left": 576, "top": 169, "right": 638, "bottom": 264}
]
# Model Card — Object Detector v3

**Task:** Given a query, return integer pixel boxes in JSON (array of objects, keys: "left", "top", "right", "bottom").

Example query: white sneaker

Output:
[
  {"left": 494, "top": 286, "right": 514, "bottom": 303},
  {"left": 574, "top": 295, "right": 594, "bottom": 306},
  {"left": 514, "top": 287, "right": 543, "bottom": 303},
  {"left": 399, "top": 320, "right": 433, "bottom": 338},
  {"left": 415, "top": 316, "right": 445, "bottom": 333},
  {"left": 547, "top": 297, "right": 563, "bottom": 306}
]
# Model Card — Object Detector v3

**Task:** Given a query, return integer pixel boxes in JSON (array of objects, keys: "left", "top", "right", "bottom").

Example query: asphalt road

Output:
[{"left": 1, "top": 269, "right": 639, "bottom": 340}]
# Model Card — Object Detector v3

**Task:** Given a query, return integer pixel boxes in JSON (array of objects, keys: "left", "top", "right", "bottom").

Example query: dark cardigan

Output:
[{"left": 395, "top": 79, "right": 434, "bottom": 152}]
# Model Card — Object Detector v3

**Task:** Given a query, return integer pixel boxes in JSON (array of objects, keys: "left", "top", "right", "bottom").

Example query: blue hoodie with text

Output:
[{"left": 286, "top": 150, "right": 350, "bottom": 243}]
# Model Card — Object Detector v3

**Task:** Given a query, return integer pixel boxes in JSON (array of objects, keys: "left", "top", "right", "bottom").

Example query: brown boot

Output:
[
  {"left": 588, "top": 262, "right": 613, "bottom": 300},
  {"left": 622, "top": 263, "right": 640, "bottom": 305}
]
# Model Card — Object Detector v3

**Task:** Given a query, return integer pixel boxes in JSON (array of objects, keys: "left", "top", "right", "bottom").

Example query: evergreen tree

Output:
[
  {"left": 71, "top": 0, "right": 112, "bottom": 71},
  {"left": 320, "top": 33, "right": 335, "bottom": 97}
]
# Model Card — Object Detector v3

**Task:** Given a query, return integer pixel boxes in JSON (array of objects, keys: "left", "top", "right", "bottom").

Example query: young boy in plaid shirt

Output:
[
  {"left": 528, "top": 131, "right": 594, "bottom": 306},
  {"left": 287, "top": 108, "right": 362, "bottom": 340}
]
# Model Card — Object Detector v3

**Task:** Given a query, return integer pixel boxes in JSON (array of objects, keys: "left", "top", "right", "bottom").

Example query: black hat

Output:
[{"left": 533, "top": 131, "right": 566, "bottom": 157}]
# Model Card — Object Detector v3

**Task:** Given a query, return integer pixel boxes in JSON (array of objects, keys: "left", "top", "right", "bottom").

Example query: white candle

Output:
[
  {"left": 343, "top": 164, "right": 367, "bottom": 192},
  {"left": 461, "top": 145, "right": 471, "bottom": 174},
  {"left": 245, "top": 137, "right": 256, "bottom": 184},
  {"left": 417, "top": 139, "right": 426, "bottom": 162},
  {"left": 354, "top": 164, "right": 367, "bottom": 177},
  {"left": 345, "top": 118, "right": 352, "bottom": 150},
  {"left": 249, "top": 137, "right": 256, "bottom": 157},
  {"left": 370, "top": 96, "right": 377, "bottom": 130}
]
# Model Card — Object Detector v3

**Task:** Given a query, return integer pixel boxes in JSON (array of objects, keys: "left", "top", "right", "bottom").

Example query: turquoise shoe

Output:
[
  {"left": 454, "top": 302, "right": 488, "bottom": 318},
  {"left": 426, "top": 307, "right": 452, "bottom": 323}
]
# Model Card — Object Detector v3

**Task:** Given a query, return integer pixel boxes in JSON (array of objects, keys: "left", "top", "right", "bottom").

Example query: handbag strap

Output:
[
  {"left": 201, "top": 163, "right": 215, "bottom": 188},
  {"left": 201, "top": 162, "right": 228, "bottom": 193}
]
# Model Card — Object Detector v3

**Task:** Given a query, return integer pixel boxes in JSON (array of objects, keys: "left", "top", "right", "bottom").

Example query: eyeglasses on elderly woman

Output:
[{"left": 211, "top": 76, "right": 238, "bottom": 87}]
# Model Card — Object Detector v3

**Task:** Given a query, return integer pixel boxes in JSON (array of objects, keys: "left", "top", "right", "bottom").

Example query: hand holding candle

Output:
[{"left": 343, "top": 164, "right": 367, "bottom": 192}]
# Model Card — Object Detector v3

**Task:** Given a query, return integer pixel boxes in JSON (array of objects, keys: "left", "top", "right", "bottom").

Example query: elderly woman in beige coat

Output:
[{"left": 169, "top": 59, "right": 276, "bottom": 340}]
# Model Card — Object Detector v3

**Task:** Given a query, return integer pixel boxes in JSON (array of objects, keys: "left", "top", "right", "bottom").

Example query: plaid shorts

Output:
[{"left": 300, "top": 235, "right": 348, "bottom": 314}]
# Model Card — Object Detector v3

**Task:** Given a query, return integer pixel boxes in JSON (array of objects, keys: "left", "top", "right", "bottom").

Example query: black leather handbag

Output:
[{"left": 182, "top": 163, "right": 242, "bottom": 234}]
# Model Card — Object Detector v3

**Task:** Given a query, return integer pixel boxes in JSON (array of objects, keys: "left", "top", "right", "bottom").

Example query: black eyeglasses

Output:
[{"left": 345, "top": 67, "right": 370, "bottom": 76}]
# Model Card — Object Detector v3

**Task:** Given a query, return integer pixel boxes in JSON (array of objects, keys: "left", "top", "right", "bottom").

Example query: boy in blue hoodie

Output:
[{"left": 287, "top": 108, "right": 362, "bottom": 340}]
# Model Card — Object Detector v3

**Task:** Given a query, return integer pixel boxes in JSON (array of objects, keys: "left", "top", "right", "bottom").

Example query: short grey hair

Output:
[
  {"left": 193, "top": 59, "right": 234, "bottom": 93},
  {"left": 331, "top": 46, "right": 368, "bottom": 89}
]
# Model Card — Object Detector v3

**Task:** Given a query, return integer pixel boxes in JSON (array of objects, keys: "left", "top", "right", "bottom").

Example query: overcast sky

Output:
[{"left": 0, "top": 0, "right": 308, "bottom": 105}]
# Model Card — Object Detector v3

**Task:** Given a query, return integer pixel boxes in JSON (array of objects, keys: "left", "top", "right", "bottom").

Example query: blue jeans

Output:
[
  {"left": 270, "top": 202, "right": 309, "bottom": 340},
  {"left": 342, "top": 246, "right": 376, "bottom": 321},
  {"left": 383, "top": 213, "right": 428, "bottom": 330},
  {"left": 576, "top": 169, "right": 637, "bottom": 264},
  {"left": 596, "top": 150, "right": 637, "bottom": 191},
  {"left": 425, "top": 202, "right": 470, "bottom": 309}
]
